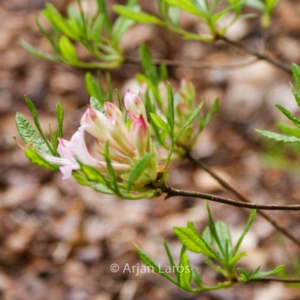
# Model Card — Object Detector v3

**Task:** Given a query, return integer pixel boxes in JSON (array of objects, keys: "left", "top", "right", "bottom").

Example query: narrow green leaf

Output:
[
  {"left": 135, "top": 244, "right": 178, "bottom": 284},
  {"left": 250, "top": 265, "right": 285, "bottom": 280},
  {"left": 163, "top": 0, "right": 207, "bottom": 17},
  {"left": 214, "top": 221, "right": 232, "bottom": 260},
  {"left": 175, "top": 102, "right": 203, "bottom": 142},
  {"left": 25, "top": 148, "right": 58, "bottom": 170},
  {"left": 167, "top": 82, "right": 175, "bottom": 138},
  {"left": 79, "top": 163, "right": 107, "bottom": 185},
  {"left": 96, "top": 0, "right": 112, "bottom": 35},
  {"left": 256, "top": 129, "right": 300, "bottom": 143},
  {"left": 15, "top": 113, "right": 51, "bottom": 154},
  {"left": 206, "top": 203, "right": 225, "bottom": 258},
  {"left": 127, "top": 153, "right": 154, "bottom": 191},
  {"left": 290, "top": 83, "right": 300, "bottom": 107},
  {"left": 277, "top": 122, "right": 300, "bottom": 138},
  {"left": 150, "top": 113, "right": 170, "bottom": 134},
  {"left": 178, "top": 248, "right": 192, "bottom": 291},
  {"left": 104, "top": 142, "right": 120, "bottom": 195},
  {"left": 42, "top": 3, "right": 79, "bottom": 40},
  {"left": 174, "top": 227, "right": 217, "bottom": 258},
  {"left": 237, "top": 267, "right": 250, "bottom": 280},
  {"left": 191, "top": 269, "right": 203, "bottom": 287},
  {"left": 24, "top": 96, "right": 54, "bottom": 154},
  {"left": 113, "top": 5, "right": 139, "bottom": 42},
  {"left": 90, "top": 97, "right": 104, "bottom": 113},
  {"left": 85, "top": 73, "right": 103, "bottom": 104},
  {"left": 276, "top": 104, "right": 300, "bottom": 127},
  {"left": 202, "top": 226, "right": 212, "bottom": 246},
  {"left": 58, "top": 36, "right": 78, "bottom": 63},
  {"left": 139, "top": 44, "right": 159, "bottom": 85},
  {"left": 232, "top": 209, "right": 256, "bottom": 256},
  {"left": 90, "top": 183, "right": 115, "bottom": 194},
  {"left": 199, "top": 98, "right": 218, "bottom": 132},
  {"left": 163, "top": 240, "right": 178, "bottom": 280},
  {"left": 54, "top": 102, "right": 64, "bottom": 149},
  {"left": 228, "top": 251, "right": 246, "bottom": 267},
  {"left": 20, "top": 40, "right": 59, "bottom": 62},
  {"left": 292, "top": 63, "right": 300, "bottom": 91},
  {"left": 113, "top": 5, "right": 165, "bottom": 25}
]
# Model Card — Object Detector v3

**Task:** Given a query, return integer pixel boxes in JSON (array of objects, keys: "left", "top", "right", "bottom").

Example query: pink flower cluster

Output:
[{"left": 42, "top": 90, "right": 158, "bottom": 185}]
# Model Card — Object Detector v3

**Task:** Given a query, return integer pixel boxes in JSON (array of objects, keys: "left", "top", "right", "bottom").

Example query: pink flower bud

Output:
[
  {"left": 131, "top": 114, "right": 149, "bottom": 157},
  {"left": 124, "top": 89, "right": 147, "bottom": 121},
  {"left": 104, "top": 101, "right": 123, "bottom": 121},
  {"left": 80, "top": 106, "right": 111, "bottom": 142}
]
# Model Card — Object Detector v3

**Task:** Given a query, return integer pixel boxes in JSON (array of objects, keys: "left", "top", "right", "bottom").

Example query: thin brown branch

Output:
[
  {"left": 246, "top": 278, "right": 300, "bottom": 284},
  {"left": 162, "top": 185, "right": 300, "bottom": 210},
  {"left": 217, "top": 36, "right": 291, "bottom": 75},
  {"left": 124, "top": 56, "right": 259, "bottom": 70},
  {"left": 186, "top": 153, "right": 300, "bottom": 248}
]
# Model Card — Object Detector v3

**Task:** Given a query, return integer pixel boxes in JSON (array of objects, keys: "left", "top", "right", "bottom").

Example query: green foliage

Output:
[
  {"left": 135, "top": 204, "right": 283, "bottom": 291},
  {"left": 21, "top": 0, "right": 141, "bottom": 69},
  {"left": 257, "top": 63, "right": 300, "bottom": 146},
  {"left": 114, "top": 0, "right": 276, "bottom": 43}
]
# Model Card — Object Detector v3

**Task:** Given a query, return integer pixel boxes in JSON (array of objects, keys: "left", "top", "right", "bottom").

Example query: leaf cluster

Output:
[
  {"left": 21, "top": 0, "right": 140, "bottom": 69},
  {"left": 135, "top": 205, "right": 284, "bottom": 291}
]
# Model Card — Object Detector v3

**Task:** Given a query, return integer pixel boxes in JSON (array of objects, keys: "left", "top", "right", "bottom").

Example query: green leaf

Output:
[
  {"left": 250, "top": 265, "right": 285, "bottom": 280},
  {"left": 292, "top": 63, "right": 300, "bottom": 91},
  {"left": 90, "top": 183, "right": 115, "bottom": 194},
  {"left": 163, "top": 0, "right": 207, "bottom": 18},
  {"left": 139, "top": 44, "right": 159, "bottom": 85},
  {"left": 79, "top": 163, "right": 107, "bottom": 185},
  {"left": 15, "top": 113, "right": 51, "bottom": 154},
  {"left": 90, "top": 97, "right": 104, "bottom": 113},
  {"left": 58, "top": 36, "right": 78, "bottom": 63},
  {"left": 237, "top": 267, "right": 250, "bottom": 280},
  {"left": 228, "top": 251, "right": 246, "bottom": 267},
  {"left": 54, "top": 102, "right": 64, "bottom": 150},
  {"left": 202, "top": 226, "right": 212, "bottom": 246},
  {"left": 232, "top": 209, "right": 256, "bottom": 256},
  {"left": 20, "top": 40, "right": 59, "bottom": 62},
  {"left": 191, "top": 269, "right": 203, "bottom": 287},
  {"left": 175, "top": 102, "right": 203, "bottom": 142},
  {"left": 245, "top": 0, "right": 265, "bottom": 10},
  {"left": 277, "top": 122, "right": 300, "bottom": 138},
  {"left": 256, "top": 129, "right": 300, "bottom": 143},
  {"left": 174, "top": 227, "right": 217, "bottom": 258},
  {"left": 113, "top": 3, "right": 139, "bottom": 42},
  {"left": 168, "top": 6, "right": 180, "bottom": 27},
  {"left": 24, "top": 96, "right": 54, "bottom": 154},
  {"left": 96, "top": 0, "right": 112, "bottom": 35},
  {"left": 85, "top": 73, "right": 104, "bottom": 104},
  {"left": 178, "top": 248, "right": 192, "bottom": 291},
  {"left": 276, "top": 104, "right": 300, "bottom": 127},
  {"left": 167, "top": 82, "right": 175, "bottom": 139},
  {"left": 214, "top": 221, "right": 232, "bottom": 260},
  {"left": 104, "top": 142, "right": 120, "bottom": 195},
  {"left": 127, "top": 153, "right": 154, "bottom": 191},
  {"left": 42, "top": 3, "right": 79, "bottom": 40},
  {"left": 135, "top": 244, "right": 178, "bottom": 284},
  {"left": 290, "top": 83, "right": 300, "bottom": 107},
  {"left": 199, "top": 98, "right": 218, "bottom": 132},
  {"left": 163, "top": 240, "right": 179, "bottom": 280},
  {"left": 25, "top": 148, "right": 58, "bottom": 170},
  {"left": 150, "top": 113, "right": 170, "bottom": 134},
  {"left": 206, "top": 203, "right": 225, "bottom": 259},
  {"left": 113, "top": 5, "right": 165, "bottom": 25}
]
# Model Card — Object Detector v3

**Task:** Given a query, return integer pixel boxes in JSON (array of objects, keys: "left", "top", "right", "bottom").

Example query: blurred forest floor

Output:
[{"left": 1, "top": 0, "right": 300, "bottom": 299}]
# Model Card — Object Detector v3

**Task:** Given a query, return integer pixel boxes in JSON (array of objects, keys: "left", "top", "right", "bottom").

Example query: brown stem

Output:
[
  {"left": 186, "top": 153, "right": 300, "bottom": 248},
  {"left": 125, "top": 56, "right": 259, "bottom": 70},
  {"left": 162, "top": 185, "right": 300, "bottom": 211},
  {"left": 217, "top": 36, "right": 291, "bottom": 75},
  {"left": 245, "top": 277, "right": 300, "bottom": 283}
]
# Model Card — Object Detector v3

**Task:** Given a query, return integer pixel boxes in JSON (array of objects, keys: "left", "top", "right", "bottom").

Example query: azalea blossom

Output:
[{"left": 42, "top": 91, "right": 160, "bottom": 186}]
